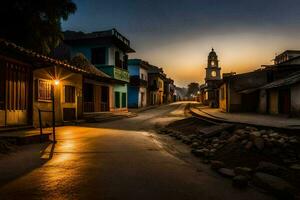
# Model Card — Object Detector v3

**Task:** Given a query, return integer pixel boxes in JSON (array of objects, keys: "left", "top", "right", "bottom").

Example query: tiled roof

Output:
[{"left": 0, "top": 38, "right": 88, "bottom": 74}]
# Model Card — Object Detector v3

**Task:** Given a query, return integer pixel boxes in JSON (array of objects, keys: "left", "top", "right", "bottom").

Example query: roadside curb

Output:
[{"left": 189, "top": 107, "right": 300, "bottom": 134}]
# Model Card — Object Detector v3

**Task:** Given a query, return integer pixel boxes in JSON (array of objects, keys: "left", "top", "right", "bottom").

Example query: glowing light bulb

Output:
[{"left": 54, "top": 79, "right": 60, "bottom": 85}]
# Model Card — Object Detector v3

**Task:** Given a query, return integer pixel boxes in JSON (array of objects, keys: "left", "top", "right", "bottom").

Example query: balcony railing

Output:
[
  {"left": 114, "top": 67, "right": 129, "bottom": 82},
  {"left": 130, "top": 76, "right": 148, "bottom": 87}
]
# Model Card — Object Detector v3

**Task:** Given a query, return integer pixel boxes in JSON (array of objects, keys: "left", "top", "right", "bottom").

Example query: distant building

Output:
[
  {"left": 148, "top": 65, "right": 166, "bottom": 105},
  {"left": 200, "top": 48, "right": 222, "bottom": 107},
  {"left": 219, "top": 70, "right": 268, "bottom": 112},
  {"left": 164, "top": 78, "right": 176, "bottom": 103},
  {"left": 274, "top": 50, "right": 300, "bottom": 65},
  {"left": 62, "top": 29, "right": 135, "bottom": 112},
  {"left": 127, "top": 59, "right": 149, "bottom": 108},
  {"left": 220, "top": 49, "right": 300, "bottom": 116},
  {"left": 175, "top": 87, "right": 187, "bottom": 101}
]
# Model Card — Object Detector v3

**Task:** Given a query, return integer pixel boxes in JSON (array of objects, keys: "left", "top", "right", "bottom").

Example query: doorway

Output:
[
  {"left": 278, "top": 88, "right": 291, "bottom": 114},
  {"left": 101, "top": 86, "right": 109, "bottom": 111}
]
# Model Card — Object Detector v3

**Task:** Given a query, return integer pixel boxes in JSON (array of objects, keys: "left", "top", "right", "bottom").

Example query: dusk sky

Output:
[{"left": 62, "top": 0, "right": 300, "bottom": 87}]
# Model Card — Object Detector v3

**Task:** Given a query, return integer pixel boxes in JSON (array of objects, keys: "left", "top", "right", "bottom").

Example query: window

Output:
[
  {"left": 123, "top": 55, "right": 128, "bottom": 70},
  {"left": 115, "top": 51, "right": 122, "bottom": 68},
  {"left": 37, "top": 79, "right": 52, "bottom": 101},
  {"left": 141, "top": 74, "right": 144, "bottom": 80},
  {"left": 91, "top": 47, "right": 106, "bottom": 65},
  {"left": 122, "top": 93, "right": 126, "bottom": 108},
  {"left": 115, "top": 92, "right": 120, "bottom": 108},
  {"left": 65, "top": 85, "right": 76, "bottom": 103}
]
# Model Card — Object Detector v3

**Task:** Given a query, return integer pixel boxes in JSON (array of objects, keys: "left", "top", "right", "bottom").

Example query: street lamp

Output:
[{"left": 51, "top": 79, "right": 60, "bottom": 143}]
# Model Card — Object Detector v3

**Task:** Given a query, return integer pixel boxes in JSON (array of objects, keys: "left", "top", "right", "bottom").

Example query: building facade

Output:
[
  {"left": 127, "top": 59, "right": 148, "bottom": 108},
  {"left": 62, "top": 29, "right": 135, "bottom": 112},
  {"left": 0, "top": 39, "right": 87, "bottom": 128},
  {"left": 220, "top": 50, "right": 300, "bottom": 117},
  {"left": 148, "top": 65, "right": 165, "bottom": 105}
]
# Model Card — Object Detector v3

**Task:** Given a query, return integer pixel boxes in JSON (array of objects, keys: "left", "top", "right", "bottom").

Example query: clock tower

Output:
[
  {"left": 205, "top": 48, "right": 221, "bottom": 82},
  {"left": 201, "top": 48, "right": 222, "bottom": 107}
]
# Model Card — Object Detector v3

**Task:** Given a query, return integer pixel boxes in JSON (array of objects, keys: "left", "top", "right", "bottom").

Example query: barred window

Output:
[
  {"left": 37, "top": 79, "right": 52, "bottom": 101},
  {"left": 65, "top": 85, "right": 75, "bottom": 103}
]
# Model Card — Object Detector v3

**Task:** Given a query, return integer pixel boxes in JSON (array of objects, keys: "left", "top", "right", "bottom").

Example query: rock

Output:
[
  {"left": 253, "top": 172, "right": 295, "bottom": 199},
  {"left": 269, "top": 133, "right": 280, "bottom": 139},
  {"left": 181, "top": 136, "right": 192, "bottom": 145},
  {"left": 241, "top": 139, "right": 248, "bottom": 145},
  {"left": 234, "top": 129, "right": 246, "bottom": 136},
  {"left": 212, "top": 138, "right": 220, "bottom": 143},
  {"left": 218, "top": 168, "right": 235, "bottom": 178},
  {"left": 289, "top": 164, "right": 300, "bottom": 170},
  {"left": 256, "top": 161, "right": 287, "bottom": 176},
  {"left": 245, "top": 126, "right": 258, "bottom": 131},
  {"left": 244, "top": 141, "right": 253, "bottom": 150},
  {"left": 211, "top": 160, "right": 225, "bottom": 170},
  {"left": 190, "top": 142, "right": 200, "bottom": 148},
  {"left": 188, "top": 134, "right": 197, "bottom": 140},
  {"left": 249, "top": 131, "right": 261, "bottom": 140},
  {"left": 259, "top": 130, "right": 267, "bottom": 134},
  {"left": 278, "top": 138, "right": 286, "bottom": 145},
  {"left": 228, "top": 135, "right": 240, "bottom": 143},
  {"left": 232, "top": 175, "right": 248, "bottom": 189},
  {"left": 234, "top": 167, "right": 253, "bottom": 177},
  {"left": 254, "top": 137, "right": 264, "bottom": 150},
  {"left": 289, "top": 138, "right": 298, "bottom": 144},
  {"left": 191, "top": 148, "right": 209, "bottom": 157},
  {"left": 175, "top": 134, "right": 182, "bottom": 140}
]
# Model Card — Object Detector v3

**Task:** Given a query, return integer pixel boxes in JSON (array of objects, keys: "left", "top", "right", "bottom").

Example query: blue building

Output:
[
  {"left": 63, "top": 29, "right": 135, "bottom": 112},
  {"left": 128, "top": 59, "right": 149, "bottom": 108}
]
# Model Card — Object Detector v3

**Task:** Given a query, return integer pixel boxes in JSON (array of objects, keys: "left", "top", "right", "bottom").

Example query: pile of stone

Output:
[
  {"left": 210, "top": 160, "right": 297, "bottom": 199},
  {"left": 158, "top": 126, "right": 300, "bottom": 198}
]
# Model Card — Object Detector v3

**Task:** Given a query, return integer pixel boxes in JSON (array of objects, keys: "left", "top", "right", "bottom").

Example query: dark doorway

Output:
[
  {"left": 101, "top": 86, "right": 109, "bottom": 111},
  {"left": 63, "top": 108, "right": 76, "bottom": 121},
  {"left": 278, "top": 88, "right": 291, "bottom": 114},
  {"left": 242, "top": 91, "right": 259, "bottom": 112},
  {"left": 84, "top": 83, "right": 94, "bottom": 112}
]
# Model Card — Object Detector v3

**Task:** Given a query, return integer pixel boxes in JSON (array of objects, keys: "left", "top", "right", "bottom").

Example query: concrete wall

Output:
[
  {"left": 128, "top": 86, "right": 139, "bottom": 108},
  {"left": 128, "top": 65, "right": 139, "bottom": 76},
  {"left": 268, "top": 90, "right": 279, "bottom": 115},
  {"left": 139, "top": 87, "right": 147, "bottom": 107},
  {"left": 291, "top": 83, "right": 300, "bottom": 116},
  {"left": 140, "top": 67, "right": 148, "bottom": 81},
  {"left": 113, "top": 84, "right": 127, "bottom": 111},
  {"left": 69, "top": 44, "right": 125, "bottom": 66},
  {"left": 33, "top": 67, "right": 83, "bottom": 127},
  {"left": 258, "top": 89, "right": 267, "bottom": 113},
  {"left": 219, "top": 83, "right": 227, "bottom": 112}
]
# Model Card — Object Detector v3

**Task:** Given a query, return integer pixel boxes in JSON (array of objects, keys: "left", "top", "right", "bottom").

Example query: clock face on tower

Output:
[
  {"left": 211, "top": 71, "right": 216, "bottom": 77},
  {"left": 211, "top": 61, "right": 215, "bottom": 66}
]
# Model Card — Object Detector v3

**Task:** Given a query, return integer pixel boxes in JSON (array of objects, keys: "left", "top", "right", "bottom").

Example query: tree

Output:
[
  {"left": 187, "top": 82, "right": 199, "bottom": 97},
  {"left": 0, "top": 0, "right": 76, "bottom": 54}
]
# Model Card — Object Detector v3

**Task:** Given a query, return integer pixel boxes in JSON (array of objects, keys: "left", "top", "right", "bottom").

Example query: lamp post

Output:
[{"left": 51, "top": 79, "right": 60, "bottom": 143}]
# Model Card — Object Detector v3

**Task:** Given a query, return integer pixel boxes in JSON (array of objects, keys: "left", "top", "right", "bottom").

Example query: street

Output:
[{"left": 0, "top": 102, "right": 272, "bottom": 200}]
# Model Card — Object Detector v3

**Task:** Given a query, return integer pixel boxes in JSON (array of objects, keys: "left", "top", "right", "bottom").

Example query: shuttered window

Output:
[
  {"left": 37, "top": 79, "right": 52, "bottom": 101},
  {"left": 65, "top": 85, "right": 76, "bottom": 103}
]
